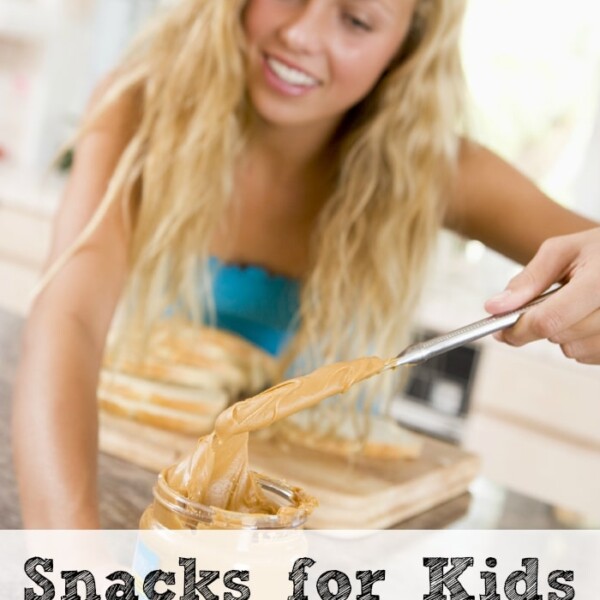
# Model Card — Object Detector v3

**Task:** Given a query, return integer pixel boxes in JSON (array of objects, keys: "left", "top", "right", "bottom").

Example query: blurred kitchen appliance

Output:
[{"left": 391, "top": 329, "right": 480, "bottom": 442}]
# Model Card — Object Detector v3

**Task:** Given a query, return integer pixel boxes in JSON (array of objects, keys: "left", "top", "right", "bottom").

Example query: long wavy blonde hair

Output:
[{"left": 42, "top": 0, "right": 467, "bottom": 414}]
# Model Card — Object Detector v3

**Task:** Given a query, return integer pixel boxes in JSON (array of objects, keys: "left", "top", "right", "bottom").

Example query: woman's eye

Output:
[{"left": 342, "top": 13, "right": 372, "bottom": 31}]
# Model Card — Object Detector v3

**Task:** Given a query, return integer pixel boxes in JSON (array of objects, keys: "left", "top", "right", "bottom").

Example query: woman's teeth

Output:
[{"left": 267, "top": 57, "right": 319, "bottom": 87}]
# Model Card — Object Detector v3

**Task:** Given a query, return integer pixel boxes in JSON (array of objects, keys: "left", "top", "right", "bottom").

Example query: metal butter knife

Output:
[{"left": 388, "top": 286, "right": 560, "bottom": 369}]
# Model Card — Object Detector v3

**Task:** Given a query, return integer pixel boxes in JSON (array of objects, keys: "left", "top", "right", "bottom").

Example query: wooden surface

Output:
[
  {"left": 99, "top": 412, "right": 480, "bottom": 529},
  {"left": 251, "top": 434, "right": 479, "bottom": 528},
  {"left": 0, "top": 308, "right": 565, "bottom": 530}
]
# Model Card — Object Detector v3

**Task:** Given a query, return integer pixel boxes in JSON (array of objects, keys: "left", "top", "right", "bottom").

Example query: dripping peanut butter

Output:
[{"left": 146, "top": 356, "right": 391, "bottom": 528}]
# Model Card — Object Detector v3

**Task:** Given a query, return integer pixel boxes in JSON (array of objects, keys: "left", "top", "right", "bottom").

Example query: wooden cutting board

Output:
[{"left": 99, "top": 412, "right": 479, "bottom": 528}]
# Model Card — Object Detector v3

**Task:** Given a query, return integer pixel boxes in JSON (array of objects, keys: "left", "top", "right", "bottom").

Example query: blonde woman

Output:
[{"left": 12, "top": 0, "right": 600, "bottom": 528}]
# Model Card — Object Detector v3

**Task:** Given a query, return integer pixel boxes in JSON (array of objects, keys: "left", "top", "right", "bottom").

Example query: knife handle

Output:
[{"left": 392, "top": 286, "right": 560, "bottom": 367}]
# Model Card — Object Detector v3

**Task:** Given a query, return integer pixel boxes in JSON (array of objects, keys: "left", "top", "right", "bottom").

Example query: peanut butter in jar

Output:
[
  {"left": 134, "top": 471, "right": 313, "bottom": 600},
  {"left": 140, "top": 468, "right": 316, "bottom": 530},
  {"left": 139, "top": 356, "right": 389, "bottom": 530}
]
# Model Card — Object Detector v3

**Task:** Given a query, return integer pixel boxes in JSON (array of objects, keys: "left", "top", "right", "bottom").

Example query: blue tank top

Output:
[{"left": 207, "top": 256, "right": 301, "bottom": 356}]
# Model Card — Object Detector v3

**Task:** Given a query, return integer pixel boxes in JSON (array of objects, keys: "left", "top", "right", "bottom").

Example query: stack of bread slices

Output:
[
  {"left": 98, "top": 320, "right": 279, "bottom": 436},
  {"left": 99, "top": 321, "right": 422, "bottom": 463}
]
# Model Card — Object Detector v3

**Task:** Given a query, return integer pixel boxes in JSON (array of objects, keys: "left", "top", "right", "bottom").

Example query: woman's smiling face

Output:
[{"left": 243, "top": 0, "right": 417, "bottom": 129}]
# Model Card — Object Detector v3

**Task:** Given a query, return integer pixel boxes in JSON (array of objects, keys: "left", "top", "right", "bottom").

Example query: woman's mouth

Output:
[{"left": 262, "top": 54, "right": 321, "bottom": 96}]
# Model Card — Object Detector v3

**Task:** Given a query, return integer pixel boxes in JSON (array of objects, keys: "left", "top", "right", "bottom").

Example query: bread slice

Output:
[
  {"left": 176, "top": 326, "right": 279, "bottom": 392},
  {"left": 103, "top": 322, "right": 278, "bottom": 398},
  {"left": 102, "top": 355, "right": 247, "bottom": 395},
  {"left": 99, "top": 322, "right": 282, "bottom": 435},
  {"left": 98, "top": 371, "right": 227, "bottom": 435},
  {"left": 277, "top": 408, "right": 423, "bottom": 460}
]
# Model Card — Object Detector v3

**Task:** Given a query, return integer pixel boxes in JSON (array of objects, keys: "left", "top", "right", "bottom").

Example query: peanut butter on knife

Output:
[{"left": 166, "top": 356, "right": 393, "bottom": 516}]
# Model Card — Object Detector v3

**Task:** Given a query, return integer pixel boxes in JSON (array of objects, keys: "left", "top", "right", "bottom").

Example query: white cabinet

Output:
[
  {"left": 0, "top": 0, "right": 163, "bottom": 211},
  {"left": 464, "top": 340, "right": 600, "bottom": 521},
  {"left": 0, "top": 0, "right": 96, "bottom": 212},
  {"left": 407, "top": 247, "right": 600, "bottom": 522},
  {"left": 2, "top": 0, "right": 95, "bottom": 162}
]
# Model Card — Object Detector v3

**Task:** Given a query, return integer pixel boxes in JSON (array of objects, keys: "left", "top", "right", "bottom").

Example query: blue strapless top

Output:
[{"left": 207, "top": 256, "right": 301, "bottom": 356}]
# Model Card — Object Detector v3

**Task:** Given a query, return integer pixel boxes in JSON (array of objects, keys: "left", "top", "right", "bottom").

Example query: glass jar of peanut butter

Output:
[
  {"left": 134, "top": 469, "right": 313, "bottom": 600},
  {"left": 139, "top": 467, "right": 316, "bottom": 530}
]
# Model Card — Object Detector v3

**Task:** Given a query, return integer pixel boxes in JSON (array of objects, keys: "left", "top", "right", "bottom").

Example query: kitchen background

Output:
[{"left": 1, "top": 0, "right": 599, "bottom": 522}]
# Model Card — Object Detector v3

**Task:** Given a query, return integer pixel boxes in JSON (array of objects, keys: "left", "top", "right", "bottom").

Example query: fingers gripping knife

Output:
[{"left": 387, "top": 287, "right": 560, "bottom": 369}]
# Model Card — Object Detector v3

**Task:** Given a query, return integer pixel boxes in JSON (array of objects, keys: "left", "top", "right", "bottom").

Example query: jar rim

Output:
[{"left": 153, "top": 469, "right": 315, "bottom": 529}]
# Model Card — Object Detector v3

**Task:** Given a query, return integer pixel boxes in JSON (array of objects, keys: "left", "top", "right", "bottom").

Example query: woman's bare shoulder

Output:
[
  {"left": 34, "top": 72, "right": 145, "bottom": 339},
  {"left": 84, "top": 71, "right": 144, "bottom": 142},
  {"left": 48, "top": 71, "right": 144, "bottom": 264}
]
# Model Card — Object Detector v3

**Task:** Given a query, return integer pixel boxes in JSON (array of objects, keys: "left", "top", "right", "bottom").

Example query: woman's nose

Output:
[{"left": 279, "top": 3, "right": 326, "bottom": 54}]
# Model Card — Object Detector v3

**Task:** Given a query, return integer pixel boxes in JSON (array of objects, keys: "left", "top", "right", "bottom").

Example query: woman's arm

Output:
[
  {"left": 11, "top": 83, "right": 139, "bottom": 528},
  {"left": 446, "top": 139, "right": 600, "bottom": 364},
  {"left": 446, "top": 140, "right": 597, "bottom": 262}
]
